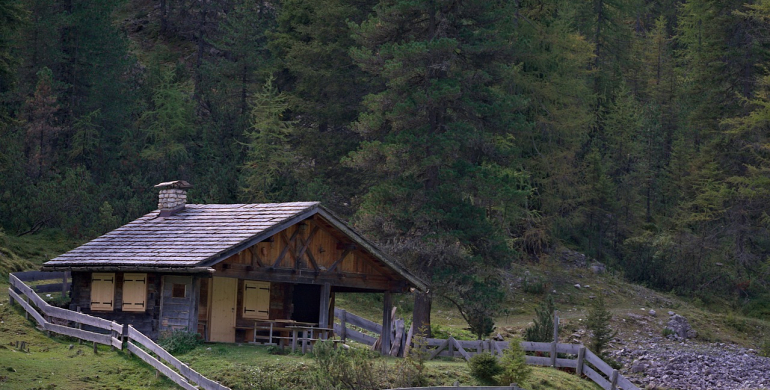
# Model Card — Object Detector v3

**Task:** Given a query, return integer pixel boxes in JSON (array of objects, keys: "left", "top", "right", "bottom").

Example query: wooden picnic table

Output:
[
  {"left": 250, "top": 319, "right": 317, "bottom": 346},
  {"left": 286, "top": 324, "right": 334, "bottom": 353}
]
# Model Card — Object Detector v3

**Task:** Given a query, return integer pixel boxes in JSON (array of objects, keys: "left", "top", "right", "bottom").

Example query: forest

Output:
[{"left": 1, "top": 0, "right": 769, "bottom": 333}]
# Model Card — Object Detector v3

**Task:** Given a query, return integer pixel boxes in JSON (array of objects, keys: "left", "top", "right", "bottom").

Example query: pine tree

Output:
[
  {"left": 348, "top": 0, "right": 525, "bottom": 336},
  {"left": 524, "top": 295, "right": 556, "bottom": 342},
  {"left": 240, "top": 76, "right": 299, "bottom": 202},
  {"left": 587, "top": 294, "right": 616, "bottom": 357}
]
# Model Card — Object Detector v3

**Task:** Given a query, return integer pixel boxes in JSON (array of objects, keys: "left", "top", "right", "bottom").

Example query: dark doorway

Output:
[{"left": 292, "top": 284, "right": 321, "bottom": 323}]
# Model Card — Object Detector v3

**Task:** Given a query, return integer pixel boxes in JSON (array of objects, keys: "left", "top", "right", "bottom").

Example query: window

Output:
[
  {"left": 91, "top": 273, "right": 115, "bottom": 311},
  {"left": 122, "top": 273, "right": 147, "bottom": 312},
  {"left": 243, "top": 281, "right": 270, "bottom": 319},
  {"left": 172, "top": 283, "right": 186, "bottom": 298}
]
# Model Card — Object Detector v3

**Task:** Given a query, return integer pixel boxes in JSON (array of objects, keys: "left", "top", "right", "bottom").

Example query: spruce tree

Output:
[{"left": 348, "top": 0, "right": 526, "bottom": 337}]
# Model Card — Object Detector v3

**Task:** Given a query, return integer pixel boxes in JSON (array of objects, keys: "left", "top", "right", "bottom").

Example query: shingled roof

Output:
[{"left": 42, "top": 202, "right": 426, "bottom": 290}]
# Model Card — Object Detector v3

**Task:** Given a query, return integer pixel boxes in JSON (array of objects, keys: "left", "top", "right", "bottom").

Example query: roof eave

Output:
[{"left": 316, "top": 207, "right": 428, "bottom": 292}]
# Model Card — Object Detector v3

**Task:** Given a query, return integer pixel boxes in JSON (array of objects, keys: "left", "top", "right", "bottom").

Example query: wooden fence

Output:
[
  {"left": 333, "top": 308, "right": 639, "bottom": 390},
  {"left": 8, "top": 271, "right": 229, "bottom": 390}
]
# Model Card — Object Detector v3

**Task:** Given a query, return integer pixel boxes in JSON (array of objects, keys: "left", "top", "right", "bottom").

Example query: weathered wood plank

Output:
[
  {"left": 525, "top": 356, "right": 552, "bottom": 366},
  {"left": 127, "top": 326, "right": 229, "bottom": 390},
  {"left": 333, "top": 324, "right": 376, "bottom": 345},
  {"left": 34, "top": 283, "right": 70, "bottom": 294},
  {"left": 344, "top": 311, "right": 382, "bottom": 334},
  {"left": 8, "top": 288, "right": 47, "bottom": 327},
  {"left": 555, "top": 358, "right": 578, "bottom": 369},
  {"left": 45, "top": 323, "right": 112, "bottom": 345},
  {"left": 520, "top": 341, "right": 552, "bottom": 352},
  {"left": 556, "top": 343, "right": 582, "bottom": 355},
  {"left": 127, "top": 342, "right": 197, "bottom": 390},
  {"left": 583, "top": 365, "right": 611, "bottom": 390},
  {"left": 616, "top": 374, "right": 640, "bottom": 390},
  {"left": 428, "top": 339, "right": 449, "bottom": 360},
  {"left": 453, "top": 338, "right": 471, "bottom": 361},
  {"left": 585, "top": 349, "right": 614, "bottom": 376},
  {"left": 13, "top": 271, "right": 68, "bottom": 282}
]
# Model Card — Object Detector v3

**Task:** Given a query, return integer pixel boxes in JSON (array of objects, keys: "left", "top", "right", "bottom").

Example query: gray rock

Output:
[
  {"left": 665, "top": 314, "right": 696, "bottom": 339},
  {"left": 648, "top": 309, "right": 657, "bottom": 317},
  {"left": 574, "top": 283, "right": 581, "bottom": 289},
  {"left": 590, "top": 262, "right": 606, "bottom": 274}
]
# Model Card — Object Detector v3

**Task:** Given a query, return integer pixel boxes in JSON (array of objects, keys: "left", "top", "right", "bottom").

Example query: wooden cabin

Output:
[{"left": 43, "top": 181, "right": 426, "bottom": 348}]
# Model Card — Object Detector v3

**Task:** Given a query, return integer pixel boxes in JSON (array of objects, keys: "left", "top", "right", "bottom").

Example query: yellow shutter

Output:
[
  {"left": 91, "top": 273, "right": 115, "bottom": 311},
  {"left": 243, "top": 281, "right": 270, "bottom": 319},
  {"left": 122, "top": 273, "right": 147, "bottom": 312}
]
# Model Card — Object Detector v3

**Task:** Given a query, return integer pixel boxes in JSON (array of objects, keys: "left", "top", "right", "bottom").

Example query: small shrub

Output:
[
  {"left": 662, "top": 327, "right": 675, "bottom": 337},
  {"left": 524, "top": 295, "right": 556, "bottom": 342},
  {"left": 158, "top": 329, "right": 201, "bottom": 354},
  {"left": 760, "top": 338, "right": 770, "bottom": 358},
  {"left": 522, "top": 276, "right": 547, "bottom": 295},
  {"left": 587, "top": 294, "right": 616, "bottom": 358},
  {"left": 468, "top": 352, "right": 502, "bottom": 385},
  {"left": 495, "top": 338, "right": 531, "bottom": 386},
  {"left": 266, "top": 345, "right": 285, "bottom": 355}
]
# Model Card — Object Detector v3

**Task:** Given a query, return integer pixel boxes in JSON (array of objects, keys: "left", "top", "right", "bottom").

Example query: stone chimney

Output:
[{"left": 154, "top": 180, "right": 192, "bottom": 216}]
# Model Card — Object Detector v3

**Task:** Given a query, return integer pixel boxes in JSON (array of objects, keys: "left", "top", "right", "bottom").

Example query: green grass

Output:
[{"left": 0, "top": 294, "right": 177, "bottom": 390}]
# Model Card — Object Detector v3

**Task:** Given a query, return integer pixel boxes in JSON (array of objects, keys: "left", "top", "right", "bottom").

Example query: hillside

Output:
[{"left": 1, "top": 232, "right": 769, "bottom": 389}]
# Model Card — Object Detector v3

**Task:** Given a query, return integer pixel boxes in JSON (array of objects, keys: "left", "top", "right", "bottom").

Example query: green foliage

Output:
[
  {"left": 495, "top": 339, "right": 531, "bottom": 386},
  {"left": 524, "top": 296, "right": 556, "bottom": 343},
  {"left": 522, "top": 275, "right": 547, "bottom": 295},
  {"left": 587, "top": 294, "right": 617, "bottom": 357},
  {"left": 308, "top": 340, "right": 387, "bottom": 390},
  {"left": 760, "top": 338, "right": 770, "bottom": 358},
  {"left": 468, "top": 352, "right": 502, "bottom": 385},
  {"left": 158, "top": 329, "right": 202, "bottom": 355},
  {"left": 240, "top": 76, "right": 300, "bottom": 202}
]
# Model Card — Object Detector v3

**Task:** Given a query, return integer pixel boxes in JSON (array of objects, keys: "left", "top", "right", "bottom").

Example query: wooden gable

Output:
[{"left": 213, "top": 215, "right": 407, "bottom": 292}]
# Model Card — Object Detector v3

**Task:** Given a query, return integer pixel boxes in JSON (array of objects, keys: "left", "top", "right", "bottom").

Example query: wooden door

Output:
[{"left": 209, "top": 277, "right": 237, "bottom": 342}]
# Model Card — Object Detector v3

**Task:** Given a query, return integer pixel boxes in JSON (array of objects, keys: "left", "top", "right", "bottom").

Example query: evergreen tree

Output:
[
  {"left": 348, "top": 0, "right": 526, "bottom": 336},
  {"left": 240, "top": 76, "right": 299, "bottom": 202},
  {"left": 524, "top": 295, "right": 556, "bottom": 342},
  {"left": 587, "top": 294, "right": 616, "bottom": 357}
]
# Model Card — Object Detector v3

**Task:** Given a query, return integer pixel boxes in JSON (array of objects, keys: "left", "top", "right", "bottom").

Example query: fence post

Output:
[
  {"left": 77, "top": 307, "right": 83, "bottom": 345},
  {"left": 551, "top": 310, "right": 559, "bottom": 367},
  {"left": 553, "top": 310, "right": 559, "bottom": 343},
  {"left": 610, "top": 370, "right": 618, "bottom": 390},
  {"left": 448, "top": 336, "right": 455, "bottom": 358},
  {"left": 340, "top": 309, "right": 347, "bottom": 342},
  {"left": 576, "top": 346, "right": 586, "bottom": 377},
  {"left": 24, "top": 296, "right": 29, "bottom": 320}
]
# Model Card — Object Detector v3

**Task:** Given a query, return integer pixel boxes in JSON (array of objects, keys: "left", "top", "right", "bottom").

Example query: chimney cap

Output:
[{"left": 154, "top": 180, "right": 193, "bottom": 189}]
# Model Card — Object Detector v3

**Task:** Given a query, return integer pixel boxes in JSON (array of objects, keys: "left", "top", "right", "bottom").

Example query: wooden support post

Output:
[
  {"left": 550, "top": 341, "right": 557, "bottom": 367},
  {"left": 24, "top": 296, "right": 29, "bottom": 320},
  {"left": 93, "top": 342, "right": 97, "bottom": 354},
  {"left": 77, "top": 307, "right": 82, "bottom": 345},
  {"left": 318, "top": 283, "right": 331, "bottom": 338},
  {"left": 610, "top": 370, "right": 618, "bottom": 390},
  {"left": 553, "top": 310, "right": 559, "bottom": 343},
  {"left": 339, "top": 310, "right": 347, "bottom": 342},
  {"left": 62, "top": 271, "right": 69, "bottom": 297},
  {"left": 381, "top": 292, "right": 392, "bottom": 355},
  {"left": 292, "top": 329, "right": 298, "bottom": 353},
  {"left": 551, "top": 310, "right": 559, "bottom": 367},
  {"left": 448, "top": 336, "right": 455, "bottom": 358},
  {"left": 576, "top": 346, "right": 586, "bottom": 377}
]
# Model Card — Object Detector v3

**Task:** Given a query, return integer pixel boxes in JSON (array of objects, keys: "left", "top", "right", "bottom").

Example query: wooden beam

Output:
[
  {"left": 318, "top": 283, "right": 331, "bottom": 334},
  {"left": 327, "top": 249, "right": 351, "bottom": 273},
  {"left": 295, "top": 226, "right": 319, "bottom": 270},
  {"left": 271, "top": 229, "right": 300, "bottom": 268},
  {"left": 381, "top": 292, "right": 392, "bottom": 355},
  {"left": 249, "top": 247, "right": 263, "bottom": 268}
]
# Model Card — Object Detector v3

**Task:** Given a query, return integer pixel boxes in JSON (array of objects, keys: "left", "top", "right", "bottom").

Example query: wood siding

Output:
[
  {"left": 214, "top": 216, "right": 408, "bottom": 292},
  {"left": 70, "top": 271, "right": 162, "bottom": 339}
]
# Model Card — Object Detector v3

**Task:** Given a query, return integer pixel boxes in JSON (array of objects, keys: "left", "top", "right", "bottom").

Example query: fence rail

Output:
[
  {"left": 333, "top": 308, "right": 639, "bottom": 390},
  {"left": 9, "top": 271, "right": 229, "bottom": 390}
]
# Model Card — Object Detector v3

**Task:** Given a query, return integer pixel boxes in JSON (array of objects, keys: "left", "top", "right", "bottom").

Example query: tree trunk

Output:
[{"left": 412, "top": 290, "right": 432, "bottom": 338}]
